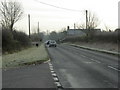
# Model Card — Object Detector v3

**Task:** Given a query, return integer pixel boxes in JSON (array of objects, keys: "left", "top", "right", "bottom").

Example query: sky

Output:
[{"left": 0, "top": 0, "right": 119, "bottom": 34}]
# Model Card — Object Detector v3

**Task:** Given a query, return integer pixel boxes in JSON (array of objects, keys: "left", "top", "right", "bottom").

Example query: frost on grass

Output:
[{"left": 2, "top": 44, "right": 49, "bottom": 68}]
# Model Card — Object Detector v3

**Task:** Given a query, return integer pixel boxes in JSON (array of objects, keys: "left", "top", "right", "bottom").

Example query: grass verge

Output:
[
  {"left": 2, "top": 44, "right": 49, "bottom": 69},
  {"left": 63, "top": 43, "right": 119, "bottom": 56}
]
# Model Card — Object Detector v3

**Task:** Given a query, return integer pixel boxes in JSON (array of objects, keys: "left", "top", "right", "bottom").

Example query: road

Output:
[{"left": 47, "top": 44, "right": 119, "bottom": 88}]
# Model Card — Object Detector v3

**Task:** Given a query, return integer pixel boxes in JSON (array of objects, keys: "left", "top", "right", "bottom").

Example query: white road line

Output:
[
  {"left": 90, "top": 59, "right": 101, "bottom": 63},
  {"left": 108, "top": 66, "right": 120, "bottom": 71},
  {"left": 48, "top": 60, "right": 63, "bottom": 89},
  {"left": 81, "top": 55, "right": 86, "bottom": 57},
  {"left": 51, "top": 70, "right": 55, "bottom": 73},
  {"left": 94, "top": 60, "right": 101, "bottom": 63},
  {"left": 49, "top": 65, "right": 53, "bottom": 68},
  {"left": 52, "top": 73, "right": 57, "bottom": 77},
  {"left": 50, "top": 67, "right": 54, "bottom": 70},
  {"left": 54, "top": 82, "right": 62, "bottom": 87},
  {"left": 48, "top": 62, "right": 51, "bottom": 64},
  {"left": 53, "top": 77, "right": 59, "bottom": 82},
  {"left": 44, "top": 60, "right": 50, "bottom": 63},
  {"left": 81, "top": 55, "right": 101, "bottom": 64},
  {"left": 90, "top": 59, "right": 94, "bottom": 61}
]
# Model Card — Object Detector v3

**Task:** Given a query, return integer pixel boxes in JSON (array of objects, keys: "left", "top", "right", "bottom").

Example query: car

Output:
[
  {"left": 45, "top": 40, "right": 57, "bottom": 47},
  {"left": 45, "top": 40, "right": 50, "bottom": 45}
]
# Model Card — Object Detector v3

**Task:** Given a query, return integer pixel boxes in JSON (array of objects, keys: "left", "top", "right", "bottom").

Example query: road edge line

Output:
[{"left": 48, "top": 60, "right": 64, "bottom": 90}]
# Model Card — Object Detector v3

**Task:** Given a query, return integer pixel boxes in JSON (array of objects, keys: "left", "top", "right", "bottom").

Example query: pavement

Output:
[
  {"left": 47, "top": 44, "right": 119, "bottom": 88},
  {"left": 2, "top": 63, "right": 56, "bottom": 89}
]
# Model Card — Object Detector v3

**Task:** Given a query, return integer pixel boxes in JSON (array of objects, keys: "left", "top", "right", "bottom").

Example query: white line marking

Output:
[
  {"left": 53, "top": 77, "right": 59, "bottom": 81},
  {"left": 90, "top": 59, "right": 94, "bottom": 61},
  {"left": 54, "top": 82, "right": 62, "bottom": 87},
  {"left": 50, "top": 67, "right": 54, "bottom": 70},
  {"left": 108, "top": 66, "right": 120, "bottom": 71},
  {"left": 81, "top": 55, "right": 86, "bottom": 57},
  {"left": 44, "top": 60, "right": 50, "bottom": 63},
  {"left": 49, "top": 63, "right": 52, "bottom": 65},
  {"left": 90, "top": 59, "right": 101, "bottom": 63},
  {"left": 49, "top": 65, "right": 53, "bottom": 68},
  {"left": 51, "top": 70, "right": 55, "bottom": 73},
  {"left": 52, "top": 73, "right": 57, "bottom": 77},
  {"left": 48, "top": 59, "right": 63, "bottom": 89},
  {"left": 94, "top": 60, "right": 101, "bottom": 63}
]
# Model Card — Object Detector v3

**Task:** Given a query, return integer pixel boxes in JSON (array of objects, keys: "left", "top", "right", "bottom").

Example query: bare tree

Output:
[
  {"left": 0, "top": 0, "right": 23, "bottom": 31},
  {"left": 76, "top": 23, "right": 85, "bottom": 29},
  {"left": 77, "top": 11, "right": 99, "bottom": 29},
  {"left": 87, "top": 11, "right": 99, "bottom": 29}
]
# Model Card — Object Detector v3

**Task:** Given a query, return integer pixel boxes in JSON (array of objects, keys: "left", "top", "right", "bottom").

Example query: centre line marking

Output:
[
  {"left": 81, "top": 55, "right": 86, "bottom": 57},
  {"left": 108, "top": 66, "right": 120, "bottom": 72},
  {"left": 94, "top": 60, "right": 101, "bottom": 63},
  {"left": 90, "top": 59, "right": 101, "bottom": 63}
]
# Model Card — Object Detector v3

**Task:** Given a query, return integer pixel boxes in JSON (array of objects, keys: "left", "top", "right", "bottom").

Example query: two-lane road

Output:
[{"left": 47, "top": 44, "right": 119, "bottom": 88}]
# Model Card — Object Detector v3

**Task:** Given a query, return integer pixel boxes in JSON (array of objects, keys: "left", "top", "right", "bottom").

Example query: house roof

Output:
[{"left": 67, "top": 29, "right": 101, "bottom": 33}]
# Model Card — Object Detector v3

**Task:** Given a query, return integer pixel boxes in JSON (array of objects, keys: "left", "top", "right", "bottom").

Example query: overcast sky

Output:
[{"left": 1, "top": 0, "right": 119, "bottom": 34}]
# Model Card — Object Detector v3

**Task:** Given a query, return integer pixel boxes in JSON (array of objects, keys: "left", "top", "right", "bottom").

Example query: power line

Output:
[{"left": 33, "top": 0, "right": 82, "bottom": 12}]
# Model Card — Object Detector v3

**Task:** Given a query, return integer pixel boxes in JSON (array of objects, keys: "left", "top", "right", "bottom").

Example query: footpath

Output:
[{"left": 2, "top": 63, "right": 56, "bottom": 88}]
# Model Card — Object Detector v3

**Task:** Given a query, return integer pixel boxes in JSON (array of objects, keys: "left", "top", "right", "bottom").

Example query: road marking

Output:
[
  {"left": 49, "top": 65, "right": 53, "bottom": 68},
  {"left": 52, "top": 73, "right": 57, "bottom": 77},
  {"left": 81, "top": 55, "right": 86, "bottom": 57},
  {"left": 54, "top": 82, "right": 62, "bottom": 88},
  {"left": 53, "top": 77, "right": 59, "bottom": 82},
  {"left": 108, "top": 66, "right": 120, "bottom": 71},
  {"left": 44, "top": 59, "right": 50, "bottom": 64},
  {"left": 51, "top": 70, "right": 55, "bottom": 73},
  {"left": 90, "top": 59, "right": 101, "bottom": 63},
  {"left": 50, "top": 67, "right": 54, "bottom": 70},
  {"left": 48, "top": 59, "right": 63, "bottom": 89},
  {"left": 48, "top": 62, "right": 52, "bottom": 64},
  {"left": 94, "top": 60, "right": 101, "bottom": 63}
]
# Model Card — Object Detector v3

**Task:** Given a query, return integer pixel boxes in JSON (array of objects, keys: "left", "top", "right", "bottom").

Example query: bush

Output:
[
  {"left": 92, "top": 31, "right": 118, "bottom": 43},
  {"left": 12, "top": 31, "right": 31, "bottom": 47},
  {"left": 2, "top": 29, "right": 14, "bottom": 52},
  {"left": 2, "top": 29, "right": 31, "bottom": 53},
  {"left": 63, "top": 31, "right": 118, "bottom": 43}
]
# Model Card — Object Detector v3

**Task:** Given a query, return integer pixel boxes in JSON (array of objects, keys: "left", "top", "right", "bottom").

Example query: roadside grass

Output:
[{"left": 2, "top": 44, "right": 49, "bottom": 69}]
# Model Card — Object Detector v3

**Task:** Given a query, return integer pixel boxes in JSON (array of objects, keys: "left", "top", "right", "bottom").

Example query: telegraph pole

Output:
[
  {"left": 86, "top": 10, "right": 88, "bottom": 29},
  {"left": 38, "top": 22, "right": 39, "bottom": 34},
  {"left": 74, "top": 23, "right": 76, "bottom": 29},
  {"left": 28, "top": 14, "right": 31, "bottom": 38}
]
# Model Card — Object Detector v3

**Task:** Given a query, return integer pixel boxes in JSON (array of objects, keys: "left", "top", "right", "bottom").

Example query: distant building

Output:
[
  {"left": 67, "top": 29, "right": 101, "bottom": 37},
  {"left": 67, "top": 29, "right": 86, "bottom": 37}
]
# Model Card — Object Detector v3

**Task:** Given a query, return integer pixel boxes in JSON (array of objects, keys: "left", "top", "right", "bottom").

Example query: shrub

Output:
[
  {"left": 63, "top": 31, "right": 118, "bottom": 43},
  {"left": 2, "top": 29, "right": 31, "bottom": 53},
  {"left": 12, "top": 31, "right": 31, "bottom": 47}
]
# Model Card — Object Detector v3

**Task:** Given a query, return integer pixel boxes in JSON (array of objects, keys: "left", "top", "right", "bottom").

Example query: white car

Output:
[{"left": 45, "top": 40, "right": 57, "bottom": 47}]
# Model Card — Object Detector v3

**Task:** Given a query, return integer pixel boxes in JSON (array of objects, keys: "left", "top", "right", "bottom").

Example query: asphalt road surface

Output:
[{"left": 48, "top": 44, "right": 119, "bottom": 88}]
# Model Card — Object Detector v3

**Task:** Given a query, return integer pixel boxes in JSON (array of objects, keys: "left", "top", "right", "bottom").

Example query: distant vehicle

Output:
[
  {"left": 45, "top": 40, "right": 50, "bottom": 45},
  {"left": 45, "top": 40, "right": 57, "bottom": 47}
]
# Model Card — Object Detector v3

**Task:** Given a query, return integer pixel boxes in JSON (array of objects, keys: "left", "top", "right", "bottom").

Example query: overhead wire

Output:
[{"left": 33, "top": 0, "right": 83, "bottom": 12}]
